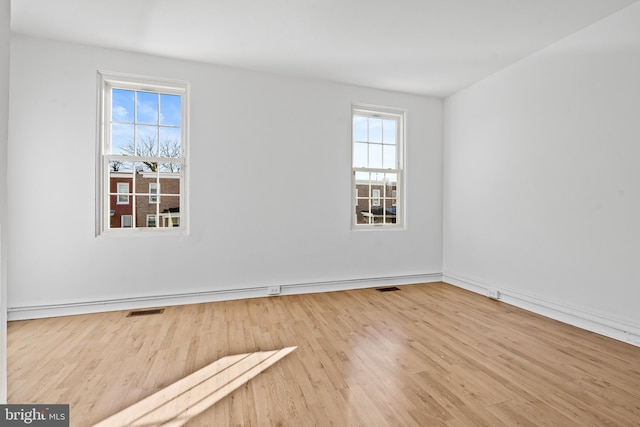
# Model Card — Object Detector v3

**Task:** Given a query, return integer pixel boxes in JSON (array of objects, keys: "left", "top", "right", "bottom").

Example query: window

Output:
[
  {"left": 97, "top": 72, "right": 188, "bottom": 234},
  {"left": 149, "top": 182, "right": 159, "bottom": 204},
  {"left": 352, "top": 106, "right": 404, "bottom": 228},
  {"left": 116, "top": 182, "right": 129, "bottom": 204},
  {"left": 121, "top": 215, "right": 133, "bottom": 228},
  {"left": 372, "top": 189, "right": 381, "bottom": 207}
]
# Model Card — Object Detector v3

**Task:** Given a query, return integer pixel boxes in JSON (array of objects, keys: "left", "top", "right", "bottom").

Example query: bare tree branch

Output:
[{"left": 120, "top": 135, "right": 181, "bottom": 172}]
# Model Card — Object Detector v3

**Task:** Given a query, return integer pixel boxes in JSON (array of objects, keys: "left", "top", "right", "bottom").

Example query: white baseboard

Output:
[
  {"left": 7, "top": 273, "right": 442, "bottom": 321},
  {"left": 443, "top": 272, "right": 640, "bottom": 348}
]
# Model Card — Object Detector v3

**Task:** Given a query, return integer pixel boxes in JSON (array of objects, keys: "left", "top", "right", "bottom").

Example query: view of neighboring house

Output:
[
  {"left": 109, "top": 171, "right": 181, "bottom": 229},
  {"left": 354, "top": 182, "right": 397, "bottom": 224}
]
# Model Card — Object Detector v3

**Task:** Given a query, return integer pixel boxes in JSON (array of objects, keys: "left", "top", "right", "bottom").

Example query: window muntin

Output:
[
  {"left": 352, "top": 107, "right": 403, "bottom": 228},
  {"left": 98, "top": 73, "right": 187, "bottom": 234}
]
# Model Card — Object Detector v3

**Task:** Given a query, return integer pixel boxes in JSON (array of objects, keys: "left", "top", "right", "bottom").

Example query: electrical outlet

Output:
[
  {"left": 486, "top": 288, "right": 500, "bottom": 300},
  {"left": 267, "top": 285, "right": 281, "bottom": 295}
]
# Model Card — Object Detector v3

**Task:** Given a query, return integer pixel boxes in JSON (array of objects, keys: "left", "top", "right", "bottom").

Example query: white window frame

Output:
[
  {"left": 96, "top": 71, "right": 189, "bottom": 235},
  {"left": 372, "top": 189, "right": 381, "bottom": 207},
  {"left": 146, "top": 214, "right": 157, "bottom": 228},
  {"left": 121, "top": 215, "right": 133, "bottom": 228},
  {"left": 351, "top": 105, "right": 404, "bottom": 229},
  {"left": 116, "top": 182, "right": 129, "bottom": 205},
  {"left": 149, "top": 182, "right": 159, "bottom": 204}
]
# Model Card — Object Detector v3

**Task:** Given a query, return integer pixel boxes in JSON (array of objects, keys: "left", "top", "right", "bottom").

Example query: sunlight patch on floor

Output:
[{"left": 92, "top": 347, "right": 297, "bottom": 427}]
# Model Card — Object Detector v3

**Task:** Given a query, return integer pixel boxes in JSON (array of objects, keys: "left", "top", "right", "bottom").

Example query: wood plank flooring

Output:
[{"left": 8, "top": 282, "right": 640, "bottom": 426}]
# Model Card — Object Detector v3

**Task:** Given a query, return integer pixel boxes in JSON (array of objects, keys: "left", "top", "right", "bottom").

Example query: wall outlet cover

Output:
[
  {"left": 486, "top": 288, "right": 500, "bottom": 300},
  {"left": 267, "top": 286, "right": 281, "bottom": 295}
]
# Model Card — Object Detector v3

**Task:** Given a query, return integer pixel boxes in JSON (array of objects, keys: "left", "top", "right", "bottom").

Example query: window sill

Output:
[
  {"left": 351, "top": 224, "right": 405, "bottom": 231},
  {"left": 97, "top": 227, "right": 188, "bottom": 237}
]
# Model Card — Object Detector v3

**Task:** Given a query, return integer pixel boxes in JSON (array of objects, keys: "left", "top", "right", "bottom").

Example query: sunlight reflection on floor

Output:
[{"left": 92, "top": 347, "right": 297, "bottom": 427}]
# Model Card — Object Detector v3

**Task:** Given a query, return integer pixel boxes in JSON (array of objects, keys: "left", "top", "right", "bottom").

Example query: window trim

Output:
[
  {"left": 96, "top": 71, "right": 189, "bottom": 236},
  {"left": 351, "top": 105, "right": 405, "bottom": 230}
]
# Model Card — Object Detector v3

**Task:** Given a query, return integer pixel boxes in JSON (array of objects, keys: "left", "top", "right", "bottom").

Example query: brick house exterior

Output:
[
  {"left": 109, "top": 171, "right": 181, "bottom": 228},
  {"left": 109, "top": 174, "right": 133, "bottom": 228}
]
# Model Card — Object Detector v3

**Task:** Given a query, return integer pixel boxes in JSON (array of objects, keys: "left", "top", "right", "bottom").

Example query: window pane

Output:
[
  {"left": 111, "top": 123, "right": 134, "bottom": 155},
  {"left": 383, "top": 119, "right": 396, "bottom": 144},
  {"left": 136, "top": 195, "right": 155, "bottom": 227},
  {"left": 355, "top": 183, "right": 367, "bottom": 201},
  {"left": 357, "top": 208, "right": 372, "bottom": 225},
  {"left": 112, "top": 89, "right": 134, "bottom": 122},
  {"left": 159, "top": 127, "right": 181, "bottom": 157},
  {"left": 160, "top": 196, "right": 180, "bottom": 227},
  {"left": 369, "top": 144, "right": 382, "bottom": 168},
  {"left": 369, "top": 172, "right": 384, "bottom": 182},
  {"left": 384, "top": 200, "right": 396, "bottom": 224},
  {"left": 109, "top": 194, "right": 132, "bottom": 229},
  {"left": 369, "top": 118, "right": 382, "bottom": 143},
  {"left": 384, "top": 172, "right": 398, "bottom": 187},
  {"left": 355, "top": 171, "right": 369, "bottom": 182},
  {"left": 159, "top": 167, "right": 181, "bottom": 195},
  {"left": 353, "top": 142, "right": 368, "bottom": 168},
  {"left": 159, "top": 161, "right": 182, "bottom": 174},
  {"left": 109, "top": 160, "right": 132, "bottom": 173},
  {"left": 109, "top": 169, "right": 132, "bottom": 205},
  {"left": 384, "top": 174, "right": 397, "bottom": 203},
  {"left": 135, "top": 160, "right": 156, "bottom": 175},
  {"left": 160, "top": 94, "right": 181, "bottom": 126},
  {"left": 136, "top": 91, "right": 159, "bottom": 125},
  {"left": 136, "top": 167, "right": 157, "bottom": 190},
  {"left": 383, "top": 145, "right": 396, "bottom": 169},
  {"left": 353, "top": 115, "right": 368, "bottom": 142},
  {"left": 136, "top": 125, "right": 158, "bottom": 157}
]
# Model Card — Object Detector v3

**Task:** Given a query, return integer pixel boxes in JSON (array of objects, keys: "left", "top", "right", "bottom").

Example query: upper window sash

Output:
[{"left": 101, "top": 81, "right": 186, "bottom": 159}]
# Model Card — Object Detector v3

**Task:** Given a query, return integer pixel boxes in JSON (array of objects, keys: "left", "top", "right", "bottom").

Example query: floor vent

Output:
[
  {"left": 376, "top": 286, "right": 401, "bottom": 292},
  {"left": 127, "top": 308, "right": 165, "bottom": 317}
]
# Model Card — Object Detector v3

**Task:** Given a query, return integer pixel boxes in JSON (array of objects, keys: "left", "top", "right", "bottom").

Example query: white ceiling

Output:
[{"left": 10, "top": 0, "right": 639, "bottom": 97}]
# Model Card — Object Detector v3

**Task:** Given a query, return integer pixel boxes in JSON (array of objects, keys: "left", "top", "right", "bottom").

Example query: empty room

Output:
[{"left": 1, "top": 0, "right": 639, "bottom": 425}]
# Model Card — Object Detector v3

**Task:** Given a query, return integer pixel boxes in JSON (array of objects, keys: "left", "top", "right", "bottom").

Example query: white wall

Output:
[
  {"left": 0, "top": 0, "right": 10, "bottom": 403},
  {"left": 7, "top": 35, "right": 443, "bottom": 318},
  {"left": 444, "top": 3, "right": 640, "bottom": 345}
]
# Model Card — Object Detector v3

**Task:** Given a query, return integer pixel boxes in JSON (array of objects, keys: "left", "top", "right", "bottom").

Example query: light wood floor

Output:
[{"left": 8, "top": 282, "right": 640, "bottom": 426}]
